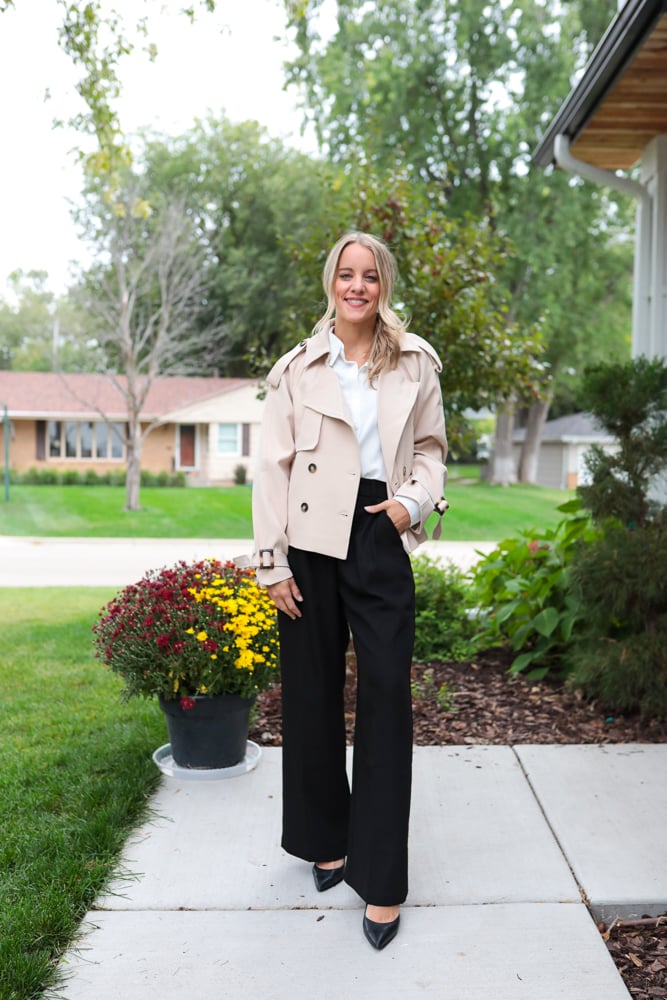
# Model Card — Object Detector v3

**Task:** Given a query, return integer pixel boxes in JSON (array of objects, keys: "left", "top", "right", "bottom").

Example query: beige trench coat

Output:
[{"left": 250, "top": 326, "right": 448, "bottom": 588}]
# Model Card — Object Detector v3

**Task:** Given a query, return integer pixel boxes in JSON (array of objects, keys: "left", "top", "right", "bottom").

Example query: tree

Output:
[
  {"left": 141, "top": 114, "right": 333, "bottom": 374},
  {"left": 0, "top": 271, "right": 95, "bottom": 372},
  {"left": 0, "top": 1, "right": 216, "bottom": 173},
  {"left": 74, "top": 177, "right": 222, "bottom": 509},
  {"left": 283, "top": 0, "right": 633, "bottom": 482},
  {"left": 280, "top": 164, "right": 546, "bottom": 444}
]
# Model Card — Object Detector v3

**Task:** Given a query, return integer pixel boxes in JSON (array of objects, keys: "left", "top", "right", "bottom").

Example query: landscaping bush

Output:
[
  {"left": 139, "top": 469, "right": 185, "bottom": 488},
  {"left": 60, "top": 469, "right": 83, "bottom": 486},
  {"left": 470, "top": 500, "right": 599, "bottom": 679},
  {"left": 567, "top": 518, "right": 667, "bottom": 719},
  {"left": 234, "top": 463, "right": 248, "bottom": 485},
  {"left": 565, "top": 356, "right": 667, "bottom": 720},
  {"left": 411, "top": 554, "right": 478, "bottom": 663}
]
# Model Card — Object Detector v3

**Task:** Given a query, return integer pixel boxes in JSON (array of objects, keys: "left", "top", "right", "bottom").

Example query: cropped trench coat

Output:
[{"left": 251, "top": 325, "right": 448, "bottom": 588}]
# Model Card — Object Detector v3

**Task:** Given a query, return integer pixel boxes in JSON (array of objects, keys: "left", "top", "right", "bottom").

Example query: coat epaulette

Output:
[
  {"left": 402, "top": 332, "right": 443, "bottom": 373},
  {"left": 266, "top": 339, "right": 309, "bottom": 388}
]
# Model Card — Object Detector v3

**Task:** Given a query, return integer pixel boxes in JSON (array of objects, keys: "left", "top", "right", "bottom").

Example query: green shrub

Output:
[
  {"left": 567, "top": 519, "right": 667, "bottom": 719},
  {"left": 566, "top": 356, "right": 667, "bottom": 720},
  {"left": 234, "top": 464, "right": 248, "bottom": 485},
  {"left": 411, "top": 554, "right": 478, "bottom": 663},
  {"left": 470, "top": 500, "right": 599, "bottom": 679},
  {"left": 83, "top": 469, "right": 101, "bottom": 486},
  {"left": 60, "top": 469, "right": 82, "bottom": 486},
  {"left": 170, "top": 471, "right": 186, "bottom": 488}
]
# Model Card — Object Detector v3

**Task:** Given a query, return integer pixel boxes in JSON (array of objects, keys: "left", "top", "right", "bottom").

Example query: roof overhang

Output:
[{"left": 534, "top": 0, "right": 667, "bottom": 170}]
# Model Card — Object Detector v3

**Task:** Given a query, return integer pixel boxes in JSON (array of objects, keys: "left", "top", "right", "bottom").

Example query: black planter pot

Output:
[{"left": 158, "top": 693, "right": 256, "bottom": 769}]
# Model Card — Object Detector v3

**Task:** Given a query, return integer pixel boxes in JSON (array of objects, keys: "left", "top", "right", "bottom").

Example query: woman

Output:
[{"left": 251, "top": 231, "right": 447, "bottom": 949}]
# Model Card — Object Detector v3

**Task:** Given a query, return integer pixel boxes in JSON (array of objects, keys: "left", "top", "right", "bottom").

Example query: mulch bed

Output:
[{"left": 249, "top": 646, "right": 667, "bottom": 996}]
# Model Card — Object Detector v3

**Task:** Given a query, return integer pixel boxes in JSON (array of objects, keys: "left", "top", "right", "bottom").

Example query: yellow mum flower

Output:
[{"left": 196, "top": 630, "right": 208, "bottom": 642}]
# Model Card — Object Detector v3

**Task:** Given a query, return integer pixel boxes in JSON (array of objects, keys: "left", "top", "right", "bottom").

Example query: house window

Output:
[
  {"left": 46, "top": 420, "right": 125, "bottom": 460},
  {"left": 80, "top": 421, "right": 93, "bottom": 459},
  {"left": 217, "top": 423, "right": 240, "bottom": 455},
  {"left": 48, "top": 421, "right": 62, "bottom": 457}
]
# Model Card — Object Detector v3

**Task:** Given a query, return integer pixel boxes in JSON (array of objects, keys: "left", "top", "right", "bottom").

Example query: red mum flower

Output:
[
  {"left": 156, "top": 634, "right": 171, "bottom": 649},
  {"left": 180, "top": 695, "right": 196, "bottom": 710}
]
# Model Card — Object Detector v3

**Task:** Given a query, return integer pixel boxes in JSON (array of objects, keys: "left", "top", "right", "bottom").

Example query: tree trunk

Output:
[
  {"left": 517, "top": 399, "right": 551, "bottom": 484},
  {"left": 489, "top": 403, "right": 517, "bottom": 486},
  {"left": 125, "top": 421, "right": 142, "bottom": 511}
]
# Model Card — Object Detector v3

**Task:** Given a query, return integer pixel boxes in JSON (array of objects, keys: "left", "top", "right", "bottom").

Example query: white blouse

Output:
[{"left": 328, "top": 328, "right": 419, "bottom": 526}]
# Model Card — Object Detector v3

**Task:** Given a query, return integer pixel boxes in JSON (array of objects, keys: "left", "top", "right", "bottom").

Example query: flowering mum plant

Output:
[{"left": 93, "top": 558, "right": 280, "bottom": 703}]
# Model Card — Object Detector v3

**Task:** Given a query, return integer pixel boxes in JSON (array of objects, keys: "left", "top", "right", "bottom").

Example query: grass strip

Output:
[
  {"left": 0, "top": 589, "right": 166, "bottom": 1000},
  {"left": 0, "top": 480, "right": 573, "bottom": 541}
]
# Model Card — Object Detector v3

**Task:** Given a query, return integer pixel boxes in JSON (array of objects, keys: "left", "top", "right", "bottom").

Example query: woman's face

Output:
[{"left": 333, "top": 242, "right": 381, "bottom": 330}]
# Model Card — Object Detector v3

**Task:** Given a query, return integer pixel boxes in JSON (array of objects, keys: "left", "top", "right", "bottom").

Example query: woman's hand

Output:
[
  {"left": 364, "top": 498, "right": 411, "bottom": 534},
  {"left": 266, "top": 577, "right": 303, "bottom": 620}
]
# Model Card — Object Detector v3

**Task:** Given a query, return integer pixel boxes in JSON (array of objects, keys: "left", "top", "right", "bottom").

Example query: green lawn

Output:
[
  {"left": 0, "top": 480, "right": 574, "bottom": 541},
  {"left": 0, "top": 589, "right": 166, "bottom": 1000}
]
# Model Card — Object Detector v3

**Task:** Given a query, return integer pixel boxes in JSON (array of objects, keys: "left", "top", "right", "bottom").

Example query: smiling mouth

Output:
[{"left": 345, "top": 298, "right": 367, "bottom": 305}]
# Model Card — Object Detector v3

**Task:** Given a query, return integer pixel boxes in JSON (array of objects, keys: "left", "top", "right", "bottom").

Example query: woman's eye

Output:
[{"left": 365, "top": 274, "right": 378, "bottom": 282}]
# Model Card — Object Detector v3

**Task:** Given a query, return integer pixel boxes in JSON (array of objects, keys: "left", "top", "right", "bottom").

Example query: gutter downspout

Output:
[{"left": 553, "top": 134, "right": 652, "bottom": 355}]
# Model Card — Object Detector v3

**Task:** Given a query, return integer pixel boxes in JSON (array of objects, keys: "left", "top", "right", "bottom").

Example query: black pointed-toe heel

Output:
[
  {"left": 312, "top": 863, "right": 345, "bottom": 892},
  {"left": 363, "top": 908, "right": 400, "bottom": 950}
]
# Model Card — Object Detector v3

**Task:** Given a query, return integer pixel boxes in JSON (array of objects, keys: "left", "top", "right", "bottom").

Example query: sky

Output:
[{"left": 0, "top": 0, "right": 324, "bottom": 297}]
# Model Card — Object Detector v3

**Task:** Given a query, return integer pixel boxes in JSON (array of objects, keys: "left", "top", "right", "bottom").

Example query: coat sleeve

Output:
[
  {"left": 394, "top": 352, "right": 448, "bottom": 537},
  {"left": 250, "top": 368, "right": 297, "bottom": 588}
]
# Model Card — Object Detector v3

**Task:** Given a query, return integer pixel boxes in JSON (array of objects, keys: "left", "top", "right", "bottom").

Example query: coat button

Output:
[
  {"left": 300, "top": 502, "right": 309, "bottom": 512},
  {"left": 308, "top": 463, "right": 317, "bottom": 473}
]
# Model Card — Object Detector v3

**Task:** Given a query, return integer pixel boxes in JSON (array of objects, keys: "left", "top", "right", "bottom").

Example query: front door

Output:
[{"left": 178, "top": 425, "right": 196, "bottom": 469}]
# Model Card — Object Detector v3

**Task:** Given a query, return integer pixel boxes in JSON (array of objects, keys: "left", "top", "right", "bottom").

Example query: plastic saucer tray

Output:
[{"left": 152, "top": 740, "right": 262, "bottom": 780}]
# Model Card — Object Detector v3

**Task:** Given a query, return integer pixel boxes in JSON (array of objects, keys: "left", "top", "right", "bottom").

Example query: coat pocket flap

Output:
[{"left": 295, "top": 405, "right": 323, "bottom": 451}]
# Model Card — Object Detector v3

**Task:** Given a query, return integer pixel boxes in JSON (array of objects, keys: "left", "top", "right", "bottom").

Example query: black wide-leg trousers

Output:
[{"left": 278, "top": 479, "right": 415, "bottom": 905}]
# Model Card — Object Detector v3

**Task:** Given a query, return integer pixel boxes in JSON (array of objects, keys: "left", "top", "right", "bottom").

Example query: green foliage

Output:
[
  {"left": 9, "top": 467, "right": 185, "bottom": 487},
  {"left": 234, "top": 463, "right": 248, "bottom": 486},
  {"left": 411, "top": 554, "right": 478, "bottom": 663},
  {"left": 284, "top": 165, "right": 546, "bottom": 422},
  {"left": 0, "top": 588, "right": 165, "bottom": 999},
  {"left": 410, "top": 667, "right": 458, "bottom": 713},
  {"left": 470, "top": 500, "right": 599, "bottom": 678},
  {"left": 284, "top": 0, "right": 633, "bottom": 414},
  {"left": 577, "top": 356, "right": 667, "bottom": 528},
  {"left": 141, "top": 115, "right": 332, "bottom": 374},
  {"left": 567, "top": 518, "right": 667, "bottom": 719},
  {"left": 0, "top": 270, "right": 95, "bottom": 372},
  {"left": 565, "top": 357, "right": 667, "bottom": 719}
]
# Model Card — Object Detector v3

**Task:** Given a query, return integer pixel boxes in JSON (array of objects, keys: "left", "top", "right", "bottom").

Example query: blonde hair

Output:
[{"left": 313, "top": 231, "right": 407, "bottom": 380}]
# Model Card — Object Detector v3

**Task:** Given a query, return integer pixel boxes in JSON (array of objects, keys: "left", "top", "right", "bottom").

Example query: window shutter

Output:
[
  {"left": 242, "top": 423, "right": 250, "bottom": 457},
  {"left": 36, "top": 420, "right": 46, "bottom": 460}
]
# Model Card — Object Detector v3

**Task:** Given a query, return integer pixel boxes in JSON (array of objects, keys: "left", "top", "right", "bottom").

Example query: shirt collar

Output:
[{"left": 327, "top": 325, "right": 346, "bottom": 367}]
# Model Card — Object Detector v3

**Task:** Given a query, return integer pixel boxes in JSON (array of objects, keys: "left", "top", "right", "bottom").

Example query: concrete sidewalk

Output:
[
  {"left": 48, "top": 744, "right": 667, "bottom": 999},
  {"left": 1, "top": 535, "right": 497, "bottom": 587}
]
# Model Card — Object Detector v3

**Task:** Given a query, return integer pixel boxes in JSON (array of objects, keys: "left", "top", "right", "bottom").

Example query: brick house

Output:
[{"left": 0, "top": 371, "right": 265, "bottom": 485}]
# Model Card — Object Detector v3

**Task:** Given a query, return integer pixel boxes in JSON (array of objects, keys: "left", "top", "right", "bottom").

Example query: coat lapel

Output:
[{"left": 301, "top": 357, "right": 352, "bottom": 425}]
